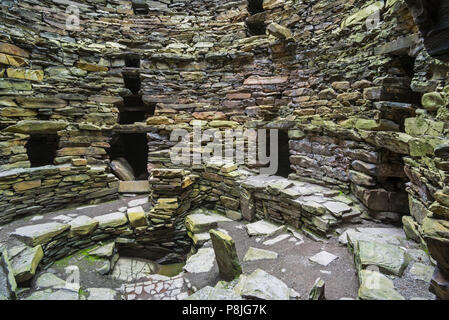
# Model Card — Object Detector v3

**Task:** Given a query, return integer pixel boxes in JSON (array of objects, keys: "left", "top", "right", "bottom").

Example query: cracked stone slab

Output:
[
  {"left": 309, "top": 251, "right": 339, "bottom": 267},
  {"left": 128, "top": 197, "right": 149, "bottom": 208},
  {"left": 355, "top": 240, "right": 410, "bottom": 276},
  {"left": 183, "top": 248, "right": 215, "bottom": 274},
  {"left": 111, "top": 257, "right": 158, "bottom": 282},
  {"left": 263, "top": 234, "right": 290, "bottom": 246},
  {"left": 122, "top": 274, "right": 187, "bottom": 300},
  {"left": 185, "top": 286, "right": 242, "bottom": 300},
  {"left": 25, "top": 288, "right": 79, "bottom": 300},
  {"left": 323, "top": 201, "right": 352, "bottom": 216},
  {"left": 234, "top": 269, "right": 290, "bottom": 300},
  {"left": 245, "top": 220, "right": 284, "bottom": 237},
  {"left": 89, "top": 242, "right": 115, "bottom": 258},
  {"left": 339, "top": 228, "right": 405, "bottom": 246},
  {"left": 358, "top": 270, "right": 405, "bottom": 300},
  {"left": 35, "top": 273, "right": 67, "bottom": 290},
  {"left": 243, "top": 247, "right": 278, "bottom": 262},
  {"left": 185, "top": 213, "right": 231, "bottom": 233},
  {"left": 86, "top": 288, "right": 117, "bottom": 300},
  {"left": 12, "top": 222, "right": 70, "bottom": 246},
  {"left": 409, "top": 263, "right": 434, "bottom": 282}
]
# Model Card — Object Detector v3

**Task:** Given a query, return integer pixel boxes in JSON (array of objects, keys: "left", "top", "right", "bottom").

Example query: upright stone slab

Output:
[
  {"left": 308, "top": 278, "right": 326, "bottom": 300},
  {"left": 209, "top": 229, "right": 242, "bottom": 281},
  {"left": 0, "top": 249, "right": 17, "bottom": 300}
]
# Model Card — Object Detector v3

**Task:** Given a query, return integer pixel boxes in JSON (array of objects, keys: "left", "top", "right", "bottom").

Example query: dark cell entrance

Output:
[
  {"left": 131, "top": 0, "right": 149, "bottom": 15},
  {"left": 26, "top": 134, "right": 59, "bottom": 167},
  {"left": 109, "top": 133, "right": 149, "bottom": 180},
  {"left": 125, "top": 54, "right": 141, "bottom": 68},
  {"left": 119, "top": 96, "right": 155, "bottom": 125},
  {"left": 123, "top": 72, "right": 141, "bottom": 95},
  {"left": 248, "top": 0, "right": 264, "bottom": 15},
  {"left": 246, "top": 0, "right": 266, "bottom": 35},
  {"left": 276, "top": 131, "right": 293, "bottom": 178}
]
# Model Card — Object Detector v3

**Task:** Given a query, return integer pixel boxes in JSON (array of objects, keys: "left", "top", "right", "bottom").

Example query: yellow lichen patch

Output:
[
  {"left": 75, "top": 61, "right": 109, "bottom": 72},
  {"left": 0, "top": 53, "right": 29, "bottom": 67},
  {"left": 6, "top": 68, "right": 44, "bottom": 82}
]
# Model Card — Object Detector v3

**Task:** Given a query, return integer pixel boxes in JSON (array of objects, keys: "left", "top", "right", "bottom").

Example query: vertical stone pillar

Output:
[{"left": 209, "top": 229, "right": 242, "bottom": 281}]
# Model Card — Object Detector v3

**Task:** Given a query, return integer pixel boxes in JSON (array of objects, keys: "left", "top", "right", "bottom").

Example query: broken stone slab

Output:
[
  {"left": 210, "top": 229, "right": 242, "bottom": 281},
  {"left": 95, "top": 212, "right": 128, "bottom": 229},
  {"left": 308, "top": 278, "right": 325, "bottom": 300},
  {"left": 266, "top": 179, "right": 294, "bottom": 195},
  {"left": 358, "top": 270, "right": 405, "bottom": 300},
  {"left": 35, "top": 273, "right": 67, "bottom": 290},
  {"left": 183, "top": 248, "right": 216, "bottom": 274},
  {"left": 69, "top": 215, "right": 98, "bottom": 237},
  {"left": 243, "top": 247, "right": 278, "bottom": 262},
  {"left": 354, "top": 240, "right": 410, "bottom": 276},
  {"left": 110, "top": 157, "right": 135, "bottom": 181},
  {"left": 263, "top": 234, "right": 290, "bottom": 246},
  {"left": 185, "top": 212, "right": 231, "bottom": 233},
  {"left": 128, "top": 197, "right": 149, "bottom": 207},
  {"left": 226, "top": 210, "right": 242, "bottom": 221},
  {"left": 185, "top": 286, "right": 242, "bottom": 300},
  {"left": 12, "top": 222, "right": 70, "bottom": 246},
  {"left": 86, "top": 288, "right": 117, "bottom": 300},
  {"left": 323, "top": 201, "right": 352, "bottom": 217},
  {"left": 234, "top": 269, "right": 290, "bottom": 300},
  {"left": 127, "top": 206, "right": 147, "bottom": 228},
  {"left": 24, "top": 288, "right": 79, "bottom": 300},
  {"left": 309, "top": 251, "right": 339, "bottom": 267},
  {"left": 0, "top": 249, "right": 17, "bottom": 300},
  {"left": 111, "top": 257, "right": 158, "bottom": 282},
  {"left": 188, "top": 232, "right": 211, "bottom": 247},
  {"left": 89, "top": 242, "right": 115, "bottom": 259},
  {"left": 119, "top": 181, "right": 150, "bottom": 193},
  {"left": 409, "top": 263, "right": 434, "bottom": 282},
  {"left": 339, "top": 227, "right": 405, "bottom": 247},
  {"left": 245, "top": 220, "right": 285, "bottom": 237},
  {"left": 8, "top": 244, "right": 44, "bottom": 283}
]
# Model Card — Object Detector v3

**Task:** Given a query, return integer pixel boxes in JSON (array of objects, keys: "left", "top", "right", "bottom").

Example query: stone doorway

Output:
[
  {"left": 276, "top": 130, "right": 293, "bottom": 178},
  {"left": 25, "top": 134, "right": 59, "bottom": 167},
  {"left": 108, "top": 133, "right": 149, "bottom": 181}
]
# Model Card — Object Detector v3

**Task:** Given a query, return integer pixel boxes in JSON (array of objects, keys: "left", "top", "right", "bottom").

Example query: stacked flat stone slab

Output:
[
  {"left": 240, "top": 175, "right": 361, "bottom": 236},
  {"left": 0, "top": 165, "right": 118, "bottom": 224}
]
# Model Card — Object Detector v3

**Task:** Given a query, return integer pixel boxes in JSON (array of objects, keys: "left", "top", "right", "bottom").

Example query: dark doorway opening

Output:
[
  {"left": 119, "top": 96, "right": 155, "bottom": 124},
  {"left": 125, "top": 54, "right": 140, "bottom": 68},
  {"left": 119, "top": 110, "right": 146, "bottom": 125},
  {"left": 123, "top": 73, "right": 141, "bottom": 95},
  {"left": 26, "top": 134, "right": 59, "bottom": 167},
  {"left": 248, "top": 0, "right": 264, "bottom": 15},
  {"left": 108, "top": 133, "right": 149, "bottom": 180},
  {"left": 246, "top": 14, "right": 267, "bottom": 36},
  {"left": 131, "top": 0, "right": 149, "bottom": 15},
  {"left": 276, "top": 130, "right": 293, "bottom": 178}
]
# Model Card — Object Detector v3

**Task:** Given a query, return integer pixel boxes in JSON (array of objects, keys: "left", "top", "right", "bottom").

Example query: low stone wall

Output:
[
  {"left": 0, "top": 163, "right": 119, "bottom": 225},
  {"left": 240, "top": 175, "right": 362, "bottom": 236},
  {"left": 10, "top": 205, "right": 191, "bottom": 276}
]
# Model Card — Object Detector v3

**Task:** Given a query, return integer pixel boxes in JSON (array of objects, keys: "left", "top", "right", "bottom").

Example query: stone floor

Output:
[{"left": 0, "top": 192, "right": 438, "bottom": 300}]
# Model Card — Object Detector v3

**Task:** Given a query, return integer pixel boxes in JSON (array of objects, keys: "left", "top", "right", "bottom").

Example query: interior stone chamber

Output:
[{"left": 0, "top": 0, "right": 449, "bottom": 299}]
